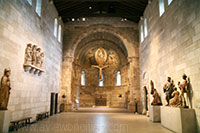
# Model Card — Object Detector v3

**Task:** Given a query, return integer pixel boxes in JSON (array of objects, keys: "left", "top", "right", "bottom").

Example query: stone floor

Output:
[{"left": 14, "top": 110, "right": 172, "bottom": 133}]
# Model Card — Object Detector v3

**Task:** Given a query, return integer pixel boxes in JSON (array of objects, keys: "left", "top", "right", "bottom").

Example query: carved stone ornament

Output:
[{"left": 23, "top": 44, "right": 45, "bottom": 76}]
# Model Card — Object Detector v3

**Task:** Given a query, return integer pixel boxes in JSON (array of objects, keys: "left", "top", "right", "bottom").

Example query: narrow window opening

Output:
[
  {"left": 159, "top": 0, "right": 165, "bottom": 16},
  {"left": 81, "top": 71, "right": 85, "bottom": 86},
  {"left": 27, "top": 0, "right": 32, "bottom": 5},
  {"left": 58, "top": 25, "right": 62, "bottom": 42},
  {"left": 140, "top": 24, "right": 144, "bottom": 42},
  {"left": 116, "top": 71, "right": 121, "bottom": 86},
  {"left": 99, "top": 73, "right": 104, "bottom": 87},
  {"left": 144, "top": 18, "right": 148, "bottom": 38},
  {"left": 36, "top": 0, "right": 42, "bottom": 16},
  {"left": 54, "top": 18, "right": 58, "bottom": 37}
]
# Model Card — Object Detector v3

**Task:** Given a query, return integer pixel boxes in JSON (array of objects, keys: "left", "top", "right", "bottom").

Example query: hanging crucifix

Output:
[{"left": 92, "top": 47, "right": 108, "bottom": 81}]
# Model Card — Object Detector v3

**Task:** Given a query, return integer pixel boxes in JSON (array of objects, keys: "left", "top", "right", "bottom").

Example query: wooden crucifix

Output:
[
  {"left": 92, "top": 65, "right": 108, "bottom": 81},
  {"left": 92, "top": 47, "right": 109, "bottom": 81}
]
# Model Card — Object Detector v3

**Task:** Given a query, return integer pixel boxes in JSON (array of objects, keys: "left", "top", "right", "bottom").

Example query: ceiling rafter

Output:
[{"left": 53, "top": 0, "right": 148, "bottom": 23}]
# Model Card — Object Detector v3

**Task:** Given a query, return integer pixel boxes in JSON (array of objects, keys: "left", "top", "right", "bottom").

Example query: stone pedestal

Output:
[
  {"left": 128, "top": 102, "right": 136, "bottom": 113},
  {"left": 149, "top": 105, "right": 161, "bottom": 122},
  {"left": 64, "top": 103, "right": 72, "bottom": 112},
  {"left": 0, "top": 110, "right": 11, "bottom": 133},
  {"left": 161, "top": 106, "right": 197, "bottom": 133}
]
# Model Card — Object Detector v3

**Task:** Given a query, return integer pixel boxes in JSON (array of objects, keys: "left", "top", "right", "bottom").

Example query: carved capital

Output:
[{"left": 64, "top": 56, "right": 74, "bottom": 63}]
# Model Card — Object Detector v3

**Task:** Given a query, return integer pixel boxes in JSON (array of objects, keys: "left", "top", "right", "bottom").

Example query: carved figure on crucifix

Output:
[
  {"left": 92, "top": 47, "right": 109, "bottom": 81},
  {"left": 92, "top": 65, "right": 108, "bottom": 81}
]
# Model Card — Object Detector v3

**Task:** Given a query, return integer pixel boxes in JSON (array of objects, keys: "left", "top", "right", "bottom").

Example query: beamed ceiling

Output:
[{"left": 53, "top": 0, "right": 148, "bottom": 23}]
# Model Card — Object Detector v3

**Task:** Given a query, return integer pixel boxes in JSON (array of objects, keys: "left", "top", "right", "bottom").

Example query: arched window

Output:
[
  {"left": 140, "top": 24, "right": 144, "bottom": 42},
  {"left": 116, "top": 71, "right": 121, "bottom": 86},
  {"left": 81, "top": 71, "right": 85, "bottom": 86},
  {"left": 144, "top": 18, "right": 148, "bottom": 38},
  {"left": 168, "top": 0, "right": 173, "bottom": 5},
  {"left": 99, "top": 73, "right": 104, "bottom": 87},
  {"left": 58, "top": 25, "right": 62, "bottom": 42},
  {"left": 27, "top": 0, "right": 32, "bottom": 5},
  {"left": 159, "top": 0, "right": 165, "bottom": 16},
  {"left": 54, "top": 18, "right": 58, "bottom": 37},
  {"left": 36, "top": 0, "right": 42, "bottom": 16}
]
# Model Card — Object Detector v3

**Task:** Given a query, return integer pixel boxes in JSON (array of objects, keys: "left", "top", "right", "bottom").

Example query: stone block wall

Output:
[
  {"left": 139, "top": 0, "right": 200, "bottom": 130},
  {"left": 0, "top": 0, "right": 63, "bottom": 121}
]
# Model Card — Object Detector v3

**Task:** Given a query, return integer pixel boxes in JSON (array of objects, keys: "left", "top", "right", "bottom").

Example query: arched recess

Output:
[
  {"left": 63, "top": 25, "right": 139, "bottom": 58},
  {"left": 71, "top": 31, "right": 129, "bottom": 108},
  {"left": 61, "top": 24, "right": 140, "bottom": 112}
]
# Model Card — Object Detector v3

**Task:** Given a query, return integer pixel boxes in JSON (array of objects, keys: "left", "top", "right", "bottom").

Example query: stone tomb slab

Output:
[
  {"left": 161, "top": 106, "right": 197, "bottom": 133},
  {"left": 149, "top": 105, "right": 161, "bottom": 122}
]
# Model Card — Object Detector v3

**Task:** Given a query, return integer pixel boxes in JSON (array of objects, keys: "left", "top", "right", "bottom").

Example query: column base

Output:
[
  {"left": 128, "top": 102, "right": 136, "bottom": 113},
  {"left": 64, "top": 103, "right": 72, "bottom": 112}
]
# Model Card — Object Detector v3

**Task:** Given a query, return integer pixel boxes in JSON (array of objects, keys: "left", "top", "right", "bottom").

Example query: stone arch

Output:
[{"left": 63, "top": 25, "right": 138, "bottom": 59}]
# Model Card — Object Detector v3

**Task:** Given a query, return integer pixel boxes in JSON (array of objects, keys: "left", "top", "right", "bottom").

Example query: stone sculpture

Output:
[
  {"left": 142, "top": 86, "right": 148, "bottom": 114},
  {"left": 36, "top": 48, "right": 42, "bottom": 67},
  {"left": 163, "top": 77, "right": 174, "bottom": 105},
  {"left": 40, "top": 52, "right": 44, "bottom": 67},
  {"left": 23, "top": 43, "right": 45, "bottom": 75},
  {"left": 178, "top": 74, "right": 191, "bottom": 108},
  {"left": 150, "top": 80, "right": 162, "bottom": 105},
  {"left": 31, "top": 45, "right": 37, "bottom": 66},
  {"left": 0, "top": 68, "right": 11, "bottom": 110},
  {"left": 24, "top": 43, "right": 32, "bottom": 65},
  {"left": 169, "top": 88, "right": 181, "bottom": 107}
]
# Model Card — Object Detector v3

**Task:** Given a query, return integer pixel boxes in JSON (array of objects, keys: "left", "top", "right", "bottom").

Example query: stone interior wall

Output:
[
  {"left": 73, "top": 65, "right": 128, "bottom": 108},
  {"left": 139, "top": 0, "right": 200, "bottom": 130},
  {"left": 0, "top": 0, "right": 63, "bottom": 121},
  {"left": 62, "top": 18, "right": 141, "bottom": 112}
]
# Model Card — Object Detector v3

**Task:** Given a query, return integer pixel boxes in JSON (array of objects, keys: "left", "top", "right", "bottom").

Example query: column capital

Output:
[{"left": 63, "top": 56, "right": 74, "bottom": 62}]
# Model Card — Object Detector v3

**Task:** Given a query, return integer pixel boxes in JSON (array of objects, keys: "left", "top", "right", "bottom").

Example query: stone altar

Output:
[
  {"left": 161, "top": 106, "right": 197, "bottom": 133},
  {"left": 149, "top": 105, "right": 161, "bottom": 122},
  {"left": 0, "top": 110, "right": 11, "bottom": 132}
]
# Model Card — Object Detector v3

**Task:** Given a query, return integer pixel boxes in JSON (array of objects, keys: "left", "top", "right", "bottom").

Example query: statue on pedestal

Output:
[
  {"left": 0, "top": 68, "right": 11, "bottom": 110},
  {"left": 169, "top": 87, "right": 181, "bottom": 107},
  {"left": 178, "top": 74, "right": 191, "bottom": 108},
  {"left": 150, "top": 80, "right": 162, "bottom": 105},
  {"left": 163, "top": 77, "right": 174, "bottom": 106}
]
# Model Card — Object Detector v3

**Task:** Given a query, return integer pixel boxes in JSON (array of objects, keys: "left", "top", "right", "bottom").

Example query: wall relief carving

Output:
[{"left": 23, "top": 43, "right": 45, "bottom": 76}]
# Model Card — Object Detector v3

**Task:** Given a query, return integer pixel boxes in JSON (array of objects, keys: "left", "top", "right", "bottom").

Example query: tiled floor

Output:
[{"left": 15, "top": 111, "right": 172, "bottom": 133}]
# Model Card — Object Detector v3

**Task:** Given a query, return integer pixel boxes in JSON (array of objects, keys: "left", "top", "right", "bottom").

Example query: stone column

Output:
[
  {"left": 61, "top": 56, "right": 74, "bottom": 112},
  {"left": 128, "top": 56, "right": 140, "bottom": 112}
]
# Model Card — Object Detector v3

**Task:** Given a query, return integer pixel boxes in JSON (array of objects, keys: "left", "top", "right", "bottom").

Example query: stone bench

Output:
[
  {"left": 37, "top": 112, "right": 49, "bottom": 121},
  {"left": 10, "top": 117, "right": 32, "bottom": 131}
]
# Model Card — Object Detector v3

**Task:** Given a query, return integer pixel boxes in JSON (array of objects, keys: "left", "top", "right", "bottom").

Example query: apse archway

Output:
[{"left": 71, "top": 31, "right": 130, "bottom": 108}]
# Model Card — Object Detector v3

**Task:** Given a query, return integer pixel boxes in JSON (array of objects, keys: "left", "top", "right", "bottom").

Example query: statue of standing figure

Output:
[
  {"left": 142, "top": 86, "right": 148, "bottom": 115},
  {"left": 178, "top": 74, "right": 191, "bottom": 108},
  {"left": 0, "top": 68, "right": 11, "bottom": 110},
  {"left": 31, "top": 45, "right": 37, "bottom": 66},
  {"left": 163, "top": 77, "right": 174, "bottom": 106},
  {"left": 36, "top": 48, "right": 41, "bottom": 67},
  {"left": 24, "top": 43, "right": 32, "bottom": 65},
  {"left": 150, "top": 80, "right": 162, "bottom": 105}
]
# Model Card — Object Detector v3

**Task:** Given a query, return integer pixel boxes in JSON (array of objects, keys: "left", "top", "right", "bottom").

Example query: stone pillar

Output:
[
  {"left": 61, "top": 56, "right": 74, "bottom": 112},
  {"left": 128, "top": 56, "right": 140, "bottom": 113}
]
